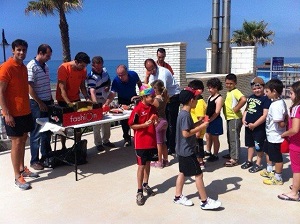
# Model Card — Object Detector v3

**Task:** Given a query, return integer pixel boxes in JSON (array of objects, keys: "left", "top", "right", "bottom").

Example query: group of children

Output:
[{"left": 128, "top": 73, "right": 300, "bottom": 207}]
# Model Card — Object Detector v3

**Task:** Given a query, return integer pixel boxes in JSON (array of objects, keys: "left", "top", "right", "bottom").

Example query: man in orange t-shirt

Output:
[
  {"left": 0, "top": 39, "right": 37, "bottom": 190},
  {"left": 55, "top": 52, "right": 91, "bottom": 149},
  {"left": 156, "top": 48, "right": 174, "bottom": 75}
]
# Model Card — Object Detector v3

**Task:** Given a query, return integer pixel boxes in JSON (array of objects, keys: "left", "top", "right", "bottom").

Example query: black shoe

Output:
[
  {"left": 168, "top": 149, "right": 175, "bottom": 155},
  {"left": 103, "top": 141, "right": 116, "bottom": 148},
  {"left": 123, "top": 140, "right": 131, "bottom": 147},
  {"left": 96, "top": 145, "right": 105, "bottom": 152},
  {"left": 222, "top": 154, "right": 231, "bottom": 159},
  {"left": 204, "top": 151, "right": 212, "bottom": 157},
  {"left": 207, "top": 154, "right": 219, "bottom": 162}
]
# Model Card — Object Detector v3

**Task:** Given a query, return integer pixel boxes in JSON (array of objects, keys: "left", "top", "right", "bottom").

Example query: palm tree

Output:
[
  {"left": 231, "top": 20, "right": 275, "bottom": 47},
  {"left": 25, "top": 0, "right": 83, "bottom": 62}
]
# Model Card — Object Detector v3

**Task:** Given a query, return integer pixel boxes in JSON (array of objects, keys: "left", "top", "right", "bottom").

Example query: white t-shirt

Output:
[{"left": 265, "top": 99, "right": 287, "bottom": 143}]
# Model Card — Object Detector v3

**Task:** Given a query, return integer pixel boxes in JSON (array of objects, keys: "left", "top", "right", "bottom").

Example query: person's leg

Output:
[
  {"left": 205, "top": 133, "right": 212, "bottom": 154},
  {"left": 19, "top": 133, "right": 28, "bottom": 171},
  {"left": 101, "top": 122, "right": 111, "bottom": 144},
  {"left": 248, "top": 147, "right": 254, "bottom": 162},
  {"left": 120, "top": 119, "right": 131, "bottom": 142},
  {"left": 256, "top": 151, "right": 263, "bottom": 166},
  {"left": 143, "top": 161, "right": 151, "bottom": 184},
  {"left": 137, "top": 165, "right": 145, "bottom": 190},
  {"left": 29, "top": 100, "right": 41, "bottom": 165},
  {"left": 166, "top": 99, "right": 180, "bottom": 153},
  {"left": 195, "top": 173, "right": 207, "bottom": 201},
  {"left": 228, "top": 119, "right": 242, "bottom": 162},
  {"left": 212, "top": 135, "right": 220, "bottom": 155},
  {"left": 10, "top": 136, "right": 24, "bottom": 179},
  {"left": 156, "top": 143, "right": 163, "bottom": 164},
  {"left": 39, "top": 102, "right": 52, "bottom": 161},
  {"left": 291, "top": 173, "right": 300, "bottom": 196},
  {"left": 175, "top": 172, "right": 185, "bottom": 197},
  {"left": 274, "top": 162, "right": 283, "bottom": 176},
  {"left": 93, "top": 124, "right": 102, "bottom": 146}
]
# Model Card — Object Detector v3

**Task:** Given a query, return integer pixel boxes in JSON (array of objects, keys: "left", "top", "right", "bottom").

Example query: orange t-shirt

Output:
[
  {"left": 0, "top": 57, "right": 30, "bottom": 116},
  {"left": 55, "top": 62, "right": 87, "bottom": 102}
]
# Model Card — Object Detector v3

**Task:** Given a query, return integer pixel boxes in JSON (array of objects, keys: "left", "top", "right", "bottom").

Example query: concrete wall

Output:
[
  {"left": 206, "top": 46, "right": 257, "bottom": 74},
  {"left": 127, "top": 42, "right": 187, "bottom": 87}
]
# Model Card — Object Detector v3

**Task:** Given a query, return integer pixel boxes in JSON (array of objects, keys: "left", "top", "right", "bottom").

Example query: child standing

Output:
[
  {"left": 128, "top": 84, "right": 158, "bottom": 206},
  {"left": 241, "top": 77, "right": 271, "bottom": 173},
  {"left": 279, "top": 81, "right": 300, "bottom": 201},
  {"left": 261, "top": 79, "right": 287, "bottom": 185},
  {"left": 223, "top": 73, "right": 247, "bottom": 167},
  {"left": 173, "top": 88, "right": 221, "bottom": 210},
  {"left": 205, "top": 78, "right": 223, "bottom": 162},
  {"left": 150, "top": 79, "right": 169, "bottom": 168},
  {"left": 188, "top": 80, "right": 207, "bottom": 169}
]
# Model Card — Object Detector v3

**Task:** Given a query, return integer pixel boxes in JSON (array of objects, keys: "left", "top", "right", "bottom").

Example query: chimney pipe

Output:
[
  {"left": 211, "top": 0, "right": 220, "bottom": 74},
  {"left": 221, "top": 0, "right": 231, "bottom": 74}
]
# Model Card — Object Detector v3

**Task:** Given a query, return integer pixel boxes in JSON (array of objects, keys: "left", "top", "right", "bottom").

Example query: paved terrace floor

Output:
[{"left": 0, "top": 99, "right": 299, "bottom": 224}]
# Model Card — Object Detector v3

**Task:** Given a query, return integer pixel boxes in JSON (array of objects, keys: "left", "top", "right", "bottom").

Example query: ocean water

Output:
[{"left": 23, "top": 57, "right": 300, "bottom": 84}]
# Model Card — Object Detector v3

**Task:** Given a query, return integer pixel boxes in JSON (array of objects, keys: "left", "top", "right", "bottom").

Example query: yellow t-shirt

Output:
[
  {"left": 223, "top": 88, "right": 244, "bottom": 120},
  {"left": 191, "top": 98, "right": 207, "bottom": 138}
]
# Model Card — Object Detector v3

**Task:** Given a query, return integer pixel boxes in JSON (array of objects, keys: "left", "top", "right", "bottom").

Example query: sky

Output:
[{"left": 1, "top": 0, "right": 300, "bottom": 61}]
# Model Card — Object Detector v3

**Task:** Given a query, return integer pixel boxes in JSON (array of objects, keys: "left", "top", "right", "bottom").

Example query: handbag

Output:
[{"left": 280, "top": 138, "right": 289, "bottom": 154}]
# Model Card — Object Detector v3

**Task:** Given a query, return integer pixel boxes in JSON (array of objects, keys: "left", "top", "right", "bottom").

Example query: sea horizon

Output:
[{"left": 22, "top": 57, "right": 300, "bottom": 84}]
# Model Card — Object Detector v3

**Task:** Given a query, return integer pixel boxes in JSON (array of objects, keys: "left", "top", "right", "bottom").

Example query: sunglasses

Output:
[{"left": 250, "top": 83, "right": 264, "bottom": 87}]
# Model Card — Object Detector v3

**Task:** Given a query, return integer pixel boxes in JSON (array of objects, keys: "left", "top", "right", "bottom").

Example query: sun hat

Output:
[
  {"left": 139, "top": 84, "right": 155, "bottom": 96},
  {"left": 251, "top": 77, "right": 265, "bottom": 86}
]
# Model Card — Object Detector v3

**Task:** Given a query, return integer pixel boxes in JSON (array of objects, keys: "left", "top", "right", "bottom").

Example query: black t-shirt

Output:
[{"left": 206, "top": 94, "right": 221, "bottom": 118}]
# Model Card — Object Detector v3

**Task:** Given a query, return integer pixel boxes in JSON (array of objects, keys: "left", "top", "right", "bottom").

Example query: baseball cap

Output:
[
  {"left": 251, "top": 77, "right": 265, "bottom": 87},
  {"left": 179, "top": 87, "right": 201, "bottom": 104},
  {"left": 139, "top": 84, "right": 155, "bottom": 96}
]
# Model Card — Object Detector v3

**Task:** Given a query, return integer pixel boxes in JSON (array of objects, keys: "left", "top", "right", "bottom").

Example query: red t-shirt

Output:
[
  {"left": 128, "top": 101, "right": 157, "bottom": 149},
  {"left": 0, "top": 57, "right": 30, "bottom": 116},
  {"left": 56, "top": 62, "right": 87, "bottom": 102}
]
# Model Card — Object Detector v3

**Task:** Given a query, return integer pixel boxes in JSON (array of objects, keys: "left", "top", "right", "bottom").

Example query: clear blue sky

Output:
[{"left": 1, "top": 0, "right": 300, "bottom": 61}]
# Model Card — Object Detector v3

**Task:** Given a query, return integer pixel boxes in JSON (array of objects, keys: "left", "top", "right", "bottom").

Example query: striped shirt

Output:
[
  {"left": 27, "top": 58, "right": 52, "bottom": 101},
  {"left": 87, "top": 67, "right": 111, "bottom": 101}
]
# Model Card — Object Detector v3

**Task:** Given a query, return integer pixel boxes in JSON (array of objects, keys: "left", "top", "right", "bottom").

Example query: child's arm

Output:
[
  {"left": 282, "top": 117, "right": 300, "bottom": 137},
  {"left": 233, "top": 96, "right": 247, "bottom": 113},
  {"left": 182, "top": 122, "right": 209, "bottom": 138},
  {"left": 248, "top": 108, "right": 268, "bottom": 130},
  {"left": 209, "top": 96, "right": 223, "bottom": 123},
  {"left": 130, "top": 120, "right": 153, "bottom": 130}
]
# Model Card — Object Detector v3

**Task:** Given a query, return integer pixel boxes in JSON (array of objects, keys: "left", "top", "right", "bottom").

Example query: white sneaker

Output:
[
  {"left": 173, "top": 195, "right": 194, "bottom": 206},
  {"left": 200, "top": 197, "right": 221, "bottom": 210}
]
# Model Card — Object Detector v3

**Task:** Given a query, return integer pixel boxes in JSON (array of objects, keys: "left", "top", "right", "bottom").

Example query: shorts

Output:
[
  {"left": 4, "top": 113, "right": 34, "bottom": 137},
  {"left": 206, "top": 116, "right": 223, "bottom": 136},
  {"left": 135, "top": 148, "right": 158, "bottom": 165},
  {"left": 178, "top": 154, "right": 202, "bottom": 177},
  {"left": 245, "top": 127, "right": 266, "bottom": 152},
  {"left": 155, "top": 118, "right": 168, "bottom": 144},
  {"left": 263, "top": 140, "right": 283, "bottom": 163},
  {"left": 290, "top": 150, "right": 300, "bottom": 173}
]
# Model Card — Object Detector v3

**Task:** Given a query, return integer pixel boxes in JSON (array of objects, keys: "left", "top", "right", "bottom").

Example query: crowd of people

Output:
[{"left": 0, "top": 40, "right": 299, "bottom": 208}]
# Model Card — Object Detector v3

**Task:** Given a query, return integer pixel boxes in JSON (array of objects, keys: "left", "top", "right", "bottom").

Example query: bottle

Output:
[{"left": 254, "top": 141, "right": 260, "bottom": 151}]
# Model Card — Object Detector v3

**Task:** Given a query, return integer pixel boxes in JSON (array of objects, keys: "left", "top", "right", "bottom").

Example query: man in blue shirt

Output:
[{"left": 111, "top": 64, "right": 142, "bottom": 147}]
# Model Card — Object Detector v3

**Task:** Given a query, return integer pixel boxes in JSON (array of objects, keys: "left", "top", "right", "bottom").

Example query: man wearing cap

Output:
[{"left": 144, "top": 58, "right": 181, "bottom": 155}]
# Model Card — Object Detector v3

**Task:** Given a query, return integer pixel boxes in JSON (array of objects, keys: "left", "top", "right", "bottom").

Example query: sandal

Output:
[
  {"left": 225, "top": 160, "right": 238, "bottom": 167},
  {"left": 241, "top": 161, "right": 253, "bottom": 169},
  {"left": 289, "top": 185, "right": 300, "bottom": 194},
  {"left": 248, "top": 164, "right": 263, "bottom": 173}
]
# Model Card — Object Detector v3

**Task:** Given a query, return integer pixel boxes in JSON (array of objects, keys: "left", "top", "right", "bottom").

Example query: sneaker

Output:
[
  {"left": 103, "top": 141, "right": 116, "bottom": 148},
  {"left": 199, "top": 162, "right": 206, "bottom": 170},
  {"left": 207, "top": 154, "right": 219, "bottom": 162},
  {"left": 204, "top": 151, "right": 212, "bottom": 157},
  {"left": 150, "top": 161, "right": 163, "bottom": 168},
  {"left": 136, "top": 192, "right": 145, "bottom": 206},
  {"left": 143, "top": 184, "right": 156, "bottom": 196},
  {"left": 260, "top": 169, "right": 274, "bottom": 178},
  {"left": 163, "top": 159, "right": 169, "bottom": 167},
  {"left": 96, "top": 145, "right": 105, "bottom": 152},
  {"left": 30, "top": 162, "right": 44, "bottom": 170},
  {"left": 263, "top": 176, "right": 283, "bottom": 185},
  {"left": 15, "top": 176, "right": 31, "bottom": 190},
  {"left": 20, "top": 166, "right": 39, "bottom": 178},
  {"left": 200, "top": 197, "right": 222, "bottom": 210},
  {"left": 173, "top": 195, "right": 194, "bottom": 206}
]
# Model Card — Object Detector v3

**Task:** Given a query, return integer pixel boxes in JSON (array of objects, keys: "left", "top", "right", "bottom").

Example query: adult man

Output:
[
  {"left": 144, "top": 58, "right": 181, "bottom": 155},
  {"left": 111, "top": 64, "right": 142, "bottom": 147},
  {"left": 56, "top": 52, "right": 91, "bottom": 149},
  {"left": 0, "top": 39, "right": 37, "bottom": 190},
  {"left": 156, "top": 48, "right": 174, "bottom": 75},
  {"left": 27, "top": 44, "right": 53, "bottom": 170},
  {"left": 87, "top": 56, "right": 115, "bottom": 151}
]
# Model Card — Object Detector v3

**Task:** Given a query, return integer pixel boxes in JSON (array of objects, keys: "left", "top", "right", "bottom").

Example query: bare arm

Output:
[
  {"left": 58, "top": 80, "right": 71, "bottom": 105},
  {"left": 233, "top": 96, "right": 247, "bottom": 113},
  {"left": 209, "top": 96, "right": 223, "bottom": 123},
  {"left": 80, "top": 81, "right": 90, "bottom": 101},
  {"left": 104, "top": 91, "right": 115, "bottom": 106},
  {"left": 182, "top": 122, "right": 209, "bottom": 138},
  {"left": 282, "top": 117, "right": 300, "bottom": 137},
  {"left": 28, "top": 82, "right": 48, "bottom": 112},
  {"left": 89, "top": 88, "right": 97, "bottom": 103},
  {"left": 130, "top": 120, "right": 153, "bottom": 130},
  {"left": 144, "top": 71, "right": 151, "bottom": 84}
]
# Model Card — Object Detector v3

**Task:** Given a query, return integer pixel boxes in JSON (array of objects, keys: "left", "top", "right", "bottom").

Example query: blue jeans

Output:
[{"left": 30, "top": 100, "right": 52, "bottom": 164}]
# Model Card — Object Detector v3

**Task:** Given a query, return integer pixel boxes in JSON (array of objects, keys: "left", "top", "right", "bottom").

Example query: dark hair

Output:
[
  {"left": 290, "top": 81, "right": 300, "bottom": 110},
  {"left": 225, "top": 73, "right": 237, "bottom": 83},
  {"left": 92, "top": 56, "right": 104, "bottom": 64},
  {"left": 265, "top": 79, "right": 284, "bottom": 95},
  {"left": 157, "top": 48, "right": 166, "bottom": 54},
  {"left": 12, "top": 39, "right": 28, "bottom": 50},
  {"left": 37, "top": 44, "right": 52, "bottom": 54},
  {"left": 144, "top": 58, "right": 156, "bottom": 67},
  {"left": 207, "top": 78, "right": 223, "bottom": 91},
  {"left": 188, "top": 79, "right": 204, "bottom": 91},
  {"left": 74, "top": 52, "right": 90, "bottom": 64}
]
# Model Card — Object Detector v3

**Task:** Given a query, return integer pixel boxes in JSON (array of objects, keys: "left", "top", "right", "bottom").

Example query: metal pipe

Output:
[
  {"left": 211, "top": 0, "right": 220, "bottom": 74},
  {"left": 221, "top": 0, "right": 231, "bottom": 74},
  {"left": 2, "top": 29, "right": 6, "bottom": 62}
]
